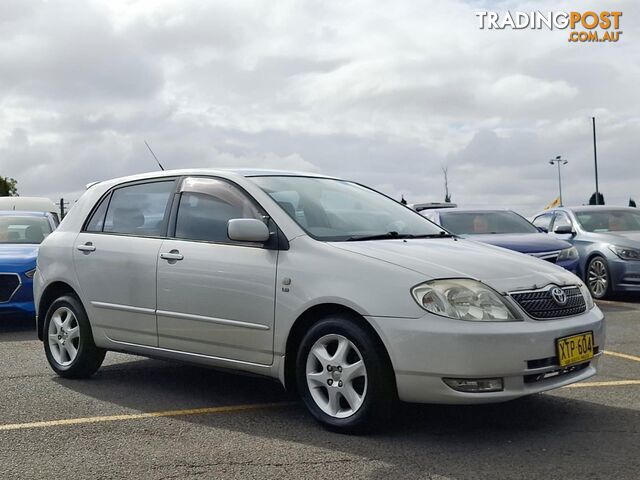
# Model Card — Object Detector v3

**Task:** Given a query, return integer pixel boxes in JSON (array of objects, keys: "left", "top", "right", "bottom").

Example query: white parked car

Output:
[
  {"left": 0, "top": 196, "right": 60, "bottom": 225},
  {"left": 35, "top": 169, "right": 604, "bottom": 432}
]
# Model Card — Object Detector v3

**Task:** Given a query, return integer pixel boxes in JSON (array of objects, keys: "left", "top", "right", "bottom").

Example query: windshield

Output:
[
  {"left": 439, "top": 211, "right": 538, "bottom": 235},
  {"left": 0, "top": 215, "right": 52, "bottom": 244},
  {"left": 574, "top": 210, "right": 640, "bottom": 232},
  {"left": 252, "top": 176, "right": 445, "bottom": 241}
]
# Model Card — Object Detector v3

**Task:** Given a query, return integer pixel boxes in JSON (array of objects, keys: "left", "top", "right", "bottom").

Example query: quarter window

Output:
[
  {"left": 102, "top": 181, "right": 174, "bottom": 236},
  {"left": 174, "top": 177, "right": 264, "bottom": 243},
  {"left": 85, "top": 194, "right": 110, "bottom": 232}
]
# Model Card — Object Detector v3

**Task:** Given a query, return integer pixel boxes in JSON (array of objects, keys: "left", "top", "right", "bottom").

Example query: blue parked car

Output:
[
  {"left": 423, "top": 209, "right": 579, "bottom": 273},
  {"left": 532, "top": 206, "right": 640, "bottom": 299},
  {"left": 0, "top": 211, "right": 56, "bottom": 321}
]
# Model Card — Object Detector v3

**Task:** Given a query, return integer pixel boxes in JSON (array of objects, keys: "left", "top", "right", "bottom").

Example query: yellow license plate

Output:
[{"left": 556, "top": 332, "right": 594, "bottom": 367}]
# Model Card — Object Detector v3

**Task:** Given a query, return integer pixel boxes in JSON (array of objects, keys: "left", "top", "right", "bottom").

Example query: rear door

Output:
[
  {"left": 73, "top": 179, "right": 177, "bottom": 346},
  {"left": 156, "top": 176, "right": 278, "bottom": 365}
]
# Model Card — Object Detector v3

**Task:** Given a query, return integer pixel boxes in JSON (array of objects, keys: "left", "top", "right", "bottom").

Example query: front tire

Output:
[
  {"left": 586, "top": 256, "right": 611, "bottom": 299},
  {"left": 295, "top": 316, "right": 395, "bottom": 433},
  {"left": 43, "top": 295, "right": 105, "bottom": 378}
]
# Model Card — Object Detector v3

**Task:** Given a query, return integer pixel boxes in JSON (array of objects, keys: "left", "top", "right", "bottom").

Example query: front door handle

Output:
[
  {"left": 77, "top": 243, "right": 96, "bottom": 253},
  {"left": 160, "top": 250, "right": 184, "bottom": 261}
]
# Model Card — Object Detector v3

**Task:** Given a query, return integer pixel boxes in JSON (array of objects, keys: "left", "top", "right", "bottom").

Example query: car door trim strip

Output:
[{"left": 156, "top": 309, "right": 270, "bottom": 331}]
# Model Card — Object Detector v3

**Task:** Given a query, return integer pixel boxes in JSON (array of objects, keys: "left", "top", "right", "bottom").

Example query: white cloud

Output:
[{"left": 0, "top": 0, "right": 638, "bottom": 213}]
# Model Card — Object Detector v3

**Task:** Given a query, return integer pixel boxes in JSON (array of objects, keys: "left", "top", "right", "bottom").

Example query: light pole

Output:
[{"left": 549, "top": 155, "right": 568, "bottom": 205}]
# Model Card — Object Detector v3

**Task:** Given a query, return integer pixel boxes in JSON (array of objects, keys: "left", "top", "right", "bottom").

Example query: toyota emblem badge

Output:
[{"left": 550, "top": 287, "right": 568, "bottom": 306}]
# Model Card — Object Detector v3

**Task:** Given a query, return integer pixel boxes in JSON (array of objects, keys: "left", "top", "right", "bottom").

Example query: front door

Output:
[{"left": 156, "top": 177, "right": 277, "bottom": 365}]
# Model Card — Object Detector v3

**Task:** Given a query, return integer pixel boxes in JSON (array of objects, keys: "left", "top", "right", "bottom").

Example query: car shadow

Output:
[
  {"left": 610, "top": 292, "right": 640, "bottom": 303},
  {"left": 0, "top": 317, "right": 37, "bottom": 342},
  {"left": 55, "top": 357, "right": 640, "bottom": 479}
]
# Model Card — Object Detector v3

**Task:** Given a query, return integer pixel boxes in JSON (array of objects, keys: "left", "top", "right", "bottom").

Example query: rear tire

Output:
[
  {"left": 43, "top": 295, "right": 105, "bottom": 378},
  {"left": 295, "top": 316, "right": 395, "bottom": 433},
  {"left": 586, "top": 256, "right": 611, "bottom": 299}
]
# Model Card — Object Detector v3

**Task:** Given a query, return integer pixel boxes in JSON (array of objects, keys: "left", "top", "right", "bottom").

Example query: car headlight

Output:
[
  {"left": 24, "top": 268, "right": 36, "bottom": 279},
  {"left": 557, "top": 246, "right": 578, "bottom": 261},
  {"left": 411, "top": 279, "right": 521, "bottom": 321},
  {"left": 578, "top": 283, "right": 595, "bottom": 310},
  {"left": 609, "top": 245, "right": 640, "bottom": 261}
]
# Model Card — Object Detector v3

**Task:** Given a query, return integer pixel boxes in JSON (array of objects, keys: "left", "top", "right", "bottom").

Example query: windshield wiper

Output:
[{"left": 345, "top": 231, "right": 453, "bottom": 241}]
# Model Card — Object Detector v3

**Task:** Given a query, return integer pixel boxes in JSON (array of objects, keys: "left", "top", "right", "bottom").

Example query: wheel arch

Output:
[
  {"left": 37, "top": 281, "right": 80, "bottom": 341},
  {"left": 282, "top": 303, "right": 395, "bottom": 394},
  {"left": 583, "top": 250, "right": 608, "bottom": 279}
]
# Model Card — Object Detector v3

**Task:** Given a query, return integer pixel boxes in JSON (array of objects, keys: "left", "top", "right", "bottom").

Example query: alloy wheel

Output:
[
  {"left": 305, "top": 334, "right": 368, "bottom": 419},
  {"left": 48, "top": 306, "right": 80, "bottom": 366},
  {"left": 588, "top": 258, "right": 608, "bottom": 298}
]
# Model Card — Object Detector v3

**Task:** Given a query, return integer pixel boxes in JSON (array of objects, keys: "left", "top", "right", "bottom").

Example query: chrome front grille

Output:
[
  {"left": 528, "top": 250, "right": 561, "bottom": 264},
  {"left": 0, "top": 273, "right": 20, "bottom": 303},
  {"left": 510, "top": 285, "right": 586, "bottom": 320}
]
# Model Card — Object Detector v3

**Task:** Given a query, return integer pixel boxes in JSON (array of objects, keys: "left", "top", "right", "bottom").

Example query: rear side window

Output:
[
  {"left": 174, "top": 177, "right": 263, "bottom": 243},
  {"left": 102, "top": 181, "right": 175, "bottom": 236}
]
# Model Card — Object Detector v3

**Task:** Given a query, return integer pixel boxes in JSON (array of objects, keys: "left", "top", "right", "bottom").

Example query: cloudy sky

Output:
[{"left": 0, "top": 0, "right": 638, "bottom": 215}]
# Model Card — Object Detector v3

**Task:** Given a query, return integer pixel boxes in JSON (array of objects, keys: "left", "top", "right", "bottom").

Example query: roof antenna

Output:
[{"left": 144, "top": 140, "right": 165, "bottom": 171}]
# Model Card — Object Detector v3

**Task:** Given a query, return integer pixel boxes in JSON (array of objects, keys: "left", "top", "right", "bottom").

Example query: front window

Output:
[
  {"left": 532, "top": 214, "right": 553, "bottom": 232},
  {"left": 0, "top": 216, "right": 52, "bottom": 244},
  {"left": 174, "top": 177, "right": 264, "bottom": 243},
  {"left": 252, "top": 176, "right": 444, "bottom": 241},
  {"left": 438, "top": 211, "right": 538, "bottom": 235},
  {"left": 575, "top": 209, "right": 640, "bottom": 232}
]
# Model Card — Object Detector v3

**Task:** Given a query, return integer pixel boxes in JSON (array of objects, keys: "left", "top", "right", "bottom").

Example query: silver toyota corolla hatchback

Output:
[{"left": 35, "top": 169, "right": 604, "bottom": 432}]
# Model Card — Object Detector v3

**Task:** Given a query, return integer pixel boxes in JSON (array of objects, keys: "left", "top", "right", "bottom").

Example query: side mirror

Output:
[
  {"left": 553, "top": 225, "right": 574, "bottom": 235},
  {"left": 228, "top": 218, "right": 270, "bottom": 242}
]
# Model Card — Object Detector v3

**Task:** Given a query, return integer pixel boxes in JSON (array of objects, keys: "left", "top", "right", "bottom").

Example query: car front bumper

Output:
[
  {"left": 609, "top": 258, "right": 640, "bottom": 292},
  {"left": 366, "top": 305, "right": 605, "bottom": 404},
  {"left": 556, "top": 257, "right": 580, "bottom": 274},
  {"left": 0, "top": 275, "right": 35, "bottom": 321}
]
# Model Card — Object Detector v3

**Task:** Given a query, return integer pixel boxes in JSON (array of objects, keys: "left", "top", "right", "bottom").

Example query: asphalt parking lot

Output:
[{"left": 1, "top": 301, "right": 638, "bottom": 480}]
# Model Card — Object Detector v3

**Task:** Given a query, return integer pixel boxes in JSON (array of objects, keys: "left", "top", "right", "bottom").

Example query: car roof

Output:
[
  {"left": 86, "top": 168, "right": 340, "bottom": 189},
  {"left": 428, "top": 208, "right": 515, "bottom": 214},
  {"left": 559, "top": 205, "right": 639, "bottom": 213},
  {"left": 227, "top": 168, "right": 338, "bottom": 179},
  {"left": 0, "top": 210, "right": 49, "bottom": 217}
]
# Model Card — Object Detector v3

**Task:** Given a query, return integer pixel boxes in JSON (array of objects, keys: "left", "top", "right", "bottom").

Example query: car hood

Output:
[
  {"left": 584, "top": 230, "right": 640, "bottom": 246},
  {"left": 0, "top": 244, "right": 39, "bottom": 268},
  {"left": 460, "top": 233, "right": 571, "bottom": 254},
  {"left": 330, "top": 237, "right": 578, "bottom": 293}
]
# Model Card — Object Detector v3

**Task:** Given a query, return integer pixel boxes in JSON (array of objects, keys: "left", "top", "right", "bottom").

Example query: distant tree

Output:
[
  {"left": 442, "top": 166, "right": 451, "bottom": 203},
  {"left": 0, "top": 176, "right": 18, "bottom": 196},
  {"left": 630, "top": 198, "right": 637, "bottom": 208},
  {"left": 589, "top": 192, "right": 605, "bottom": 205}
]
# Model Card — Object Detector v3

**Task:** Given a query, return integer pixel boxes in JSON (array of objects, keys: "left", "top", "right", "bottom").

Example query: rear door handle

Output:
[
  {"left": 77, "top": 243, "right": 96, "bottom": 252},
  {"left": 160, "top": 250, "right": 184, "bottom": 261}
]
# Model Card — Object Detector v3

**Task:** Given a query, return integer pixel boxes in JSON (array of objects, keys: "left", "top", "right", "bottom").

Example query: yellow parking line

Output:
[
  {"left": 0, "top": 402, "right": 294, "bottom": 432},
  {"left": 563, "top": 380, "right": 640, "bottom": 389},
  {"left": 604, "top": 350, "right": 640, "bottom": 363}
]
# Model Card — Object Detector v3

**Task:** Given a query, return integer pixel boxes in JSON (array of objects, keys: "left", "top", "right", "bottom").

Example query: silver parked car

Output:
[
  {"left": 35, "top": 170, "right": 604, "bottom": 432},
  {"left": 532, "top": 206, "right": 640, "bottom": 299}
]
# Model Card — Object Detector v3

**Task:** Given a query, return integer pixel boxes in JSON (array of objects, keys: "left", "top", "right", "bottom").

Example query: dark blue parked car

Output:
[
  {"left": 0, "top": 211, "right": 56, "bottom": 321},
  {"left": 423, "top": 209, "right": 579, "bottom": 273}
]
